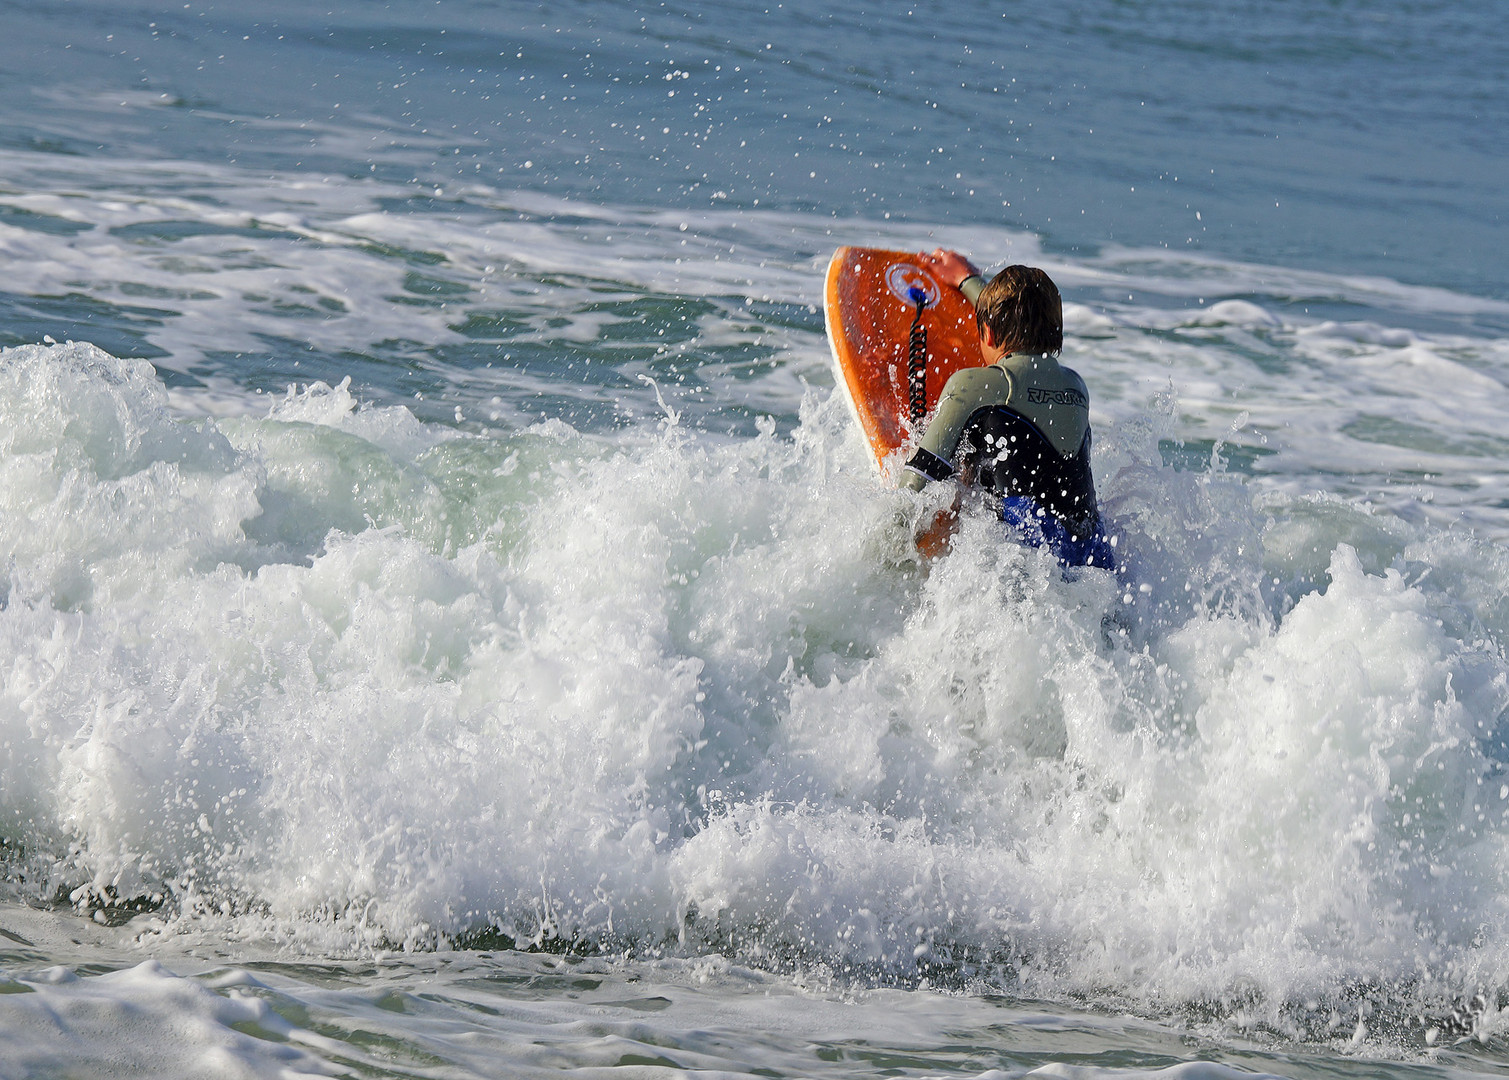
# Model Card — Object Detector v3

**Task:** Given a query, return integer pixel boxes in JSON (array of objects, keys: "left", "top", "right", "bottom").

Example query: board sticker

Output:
[{"left": 884, "top": 262, "right": 940, "bottom": 307}]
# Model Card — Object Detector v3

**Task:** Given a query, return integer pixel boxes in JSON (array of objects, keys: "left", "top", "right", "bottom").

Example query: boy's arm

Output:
[{"left": 899, "top": 366, "right": 1012, "bottom": 491}]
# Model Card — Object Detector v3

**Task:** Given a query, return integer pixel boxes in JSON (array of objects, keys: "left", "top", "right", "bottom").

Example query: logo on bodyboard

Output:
[{"left": 885, "top": 263, "right": 940, "bottom": 307}]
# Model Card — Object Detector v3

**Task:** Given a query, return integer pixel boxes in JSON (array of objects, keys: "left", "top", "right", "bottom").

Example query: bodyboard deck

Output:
[{"left": 823, "top": 246, "right": 982, "bottom": 475}]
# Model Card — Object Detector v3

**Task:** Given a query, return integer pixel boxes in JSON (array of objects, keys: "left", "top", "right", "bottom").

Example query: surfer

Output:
[{"left": 901, "top": 250, "right": 1113, "bottom": 569}]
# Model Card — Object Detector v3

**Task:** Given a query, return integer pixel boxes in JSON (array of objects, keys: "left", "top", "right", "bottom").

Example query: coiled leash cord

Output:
[{"left": 906, "top": 286, "right": 929, "bottom": 425}]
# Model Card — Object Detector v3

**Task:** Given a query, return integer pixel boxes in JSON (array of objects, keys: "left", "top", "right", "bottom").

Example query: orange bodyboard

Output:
[{"left": 823, "top": 247, "right": 982, "bottom": 476}]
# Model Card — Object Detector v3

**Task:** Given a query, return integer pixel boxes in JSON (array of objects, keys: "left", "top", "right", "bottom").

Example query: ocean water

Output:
[{"left": 3, "top": 2, "right": 1509, "bottom": 1077}]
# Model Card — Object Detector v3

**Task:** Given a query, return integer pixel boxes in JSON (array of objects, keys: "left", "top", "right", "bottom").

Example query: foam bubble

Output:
[
  {"left": 0, "top": 959, "right": 338, "bottom": 1079},
  {"left": 1184, "top": 299, "right": 1282, "bottom": 328}
]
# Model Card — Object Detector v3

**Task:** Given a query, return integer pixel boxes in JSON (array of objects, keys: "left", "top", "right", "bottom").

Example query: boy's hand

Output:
[{"left": 920, "top": 248, "right": 981, "bottom": 289}]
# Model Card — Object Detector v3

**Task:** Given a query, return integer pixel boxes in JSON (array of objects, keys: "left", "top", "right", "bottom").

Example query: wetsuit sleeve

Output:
[
  {"left": 959, "top": 274, "right": 986, "bottom": 307},
  {"left": 900, "top": 366, "right": 1012, "bottom": 490}
]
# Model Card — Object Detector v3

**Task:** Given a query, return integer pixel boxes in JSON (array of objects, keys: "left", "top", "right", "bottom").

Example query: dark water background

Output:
[{"left": 2, "top": 1, "right": 1505, "bottom": 303}]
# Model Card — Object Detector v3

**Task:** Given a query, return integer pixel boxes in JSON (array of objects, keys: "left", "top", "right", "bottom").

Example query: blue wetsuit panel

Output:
[{"left": 999, "top": 496, "right": 1116, "bottom": 569}]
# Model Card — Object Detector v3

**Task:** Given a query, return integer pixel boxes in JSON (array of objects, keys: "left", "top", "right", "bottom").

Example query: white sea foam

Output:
[
  {"left": 0, "top": 930, "right": 1299, "bottom": 1080},
  {"left": 0, "top": 959, "right": 342, "bottom": 1080},
  {"left": 3, "top": 135, "right": 1509, "bottom": 1070},
  {"left": 4, "top": 341, "right": 1509, "bottom": 1044}
]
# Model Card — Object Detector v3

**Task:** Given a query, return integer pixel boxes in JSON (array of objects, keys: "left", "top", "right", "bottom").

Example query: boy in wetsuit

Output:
[{"left": 901, "top": 250, "right": 1112, "bottom": 568}]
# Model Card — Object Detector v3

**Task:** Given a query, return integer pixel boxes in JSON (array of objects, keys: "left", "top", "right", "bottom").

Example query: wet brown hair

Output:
[{"left": 975, "top": 265, "right": 1063, "bottom": 355}]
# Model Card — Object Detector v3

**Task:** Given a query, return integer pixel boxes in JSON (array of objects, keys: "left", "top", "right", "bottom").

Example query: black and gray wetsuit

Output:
[{"left": 900, "top": 281, "right": 1109, "bottom": 565}]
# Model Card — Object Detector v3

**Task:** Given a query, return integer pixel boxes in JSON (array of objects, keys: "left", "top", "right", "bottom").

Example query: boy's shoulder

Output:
[
  {"left": 997, "top": 353, "right": 1089, "bottom": 394},
  {"left": 941, "top": 363, "right": 1010, "bottom": 394}
]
